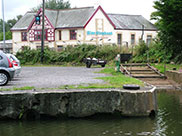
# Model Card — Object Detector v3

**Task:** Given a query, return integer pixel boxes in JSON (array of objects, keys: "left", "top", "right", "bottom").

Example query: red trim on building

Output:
[
  {"left": 83, "top": 6, "right": 116, "bottom": 29},
  {"left": 27, "top": 8, "right": 55, "bottom": 31},
  {"left": 44, "top": 15, "right": 55, "bottom": 29},
  {"left": 55, "top": 27, "right": 84, "bottom": 30},
  {"left": 27, "top": 8, "right": 42, "bottom": 31}
]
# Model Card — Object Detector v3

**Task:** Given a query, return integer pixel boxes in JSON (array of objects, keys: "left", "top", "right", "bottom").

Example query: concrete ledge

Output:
[
  {"left": 0, "top": 88, "right": 157, "bottom": 120},
  {"left": 166, "top": 70, "right": 182, "bottom": 85}
]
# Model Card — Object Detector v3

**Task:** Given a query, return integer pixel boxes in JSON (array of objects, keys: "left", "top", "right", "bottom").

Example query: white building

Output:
[{"left": 11, "top": 6, "right": 157, "bottom": 53}]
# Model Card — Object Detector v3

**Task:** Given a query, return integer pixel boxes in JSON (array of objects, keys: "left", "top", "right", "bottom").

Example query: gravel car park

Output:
[{"left": 3, "top": 66, "right": 106, "bottom": 89}]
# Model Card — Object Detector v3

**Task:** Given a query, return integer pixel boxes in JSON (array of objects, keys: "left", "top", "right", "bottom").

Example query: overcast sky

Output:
[{"left": 0, "top": 0, "right": 156, "bottom": 22}]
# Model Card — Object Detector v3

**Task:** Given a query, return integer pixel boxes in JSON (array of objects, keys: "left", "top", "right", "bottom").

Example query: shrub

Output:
[{"left": 16, "top": 44, "right": 120, "bottom": 65}]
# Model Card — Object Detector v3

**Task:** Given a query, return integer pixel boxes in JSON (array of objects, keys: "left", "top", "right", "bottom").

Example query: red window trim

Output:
[
  {"left": 70, "top": 30, "right": 77, "bottom": 40},
  {"left": 21, "top": 32, "right": 27, "bottom": 41}
]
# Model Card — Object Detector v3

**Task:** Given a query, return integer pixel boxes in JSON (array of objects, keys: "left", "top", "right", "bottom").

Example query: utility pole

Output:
[
  {"left": 2, "top": 0, "right": 6, "bottom": 52},
  {"left": 41, "top": 0, "right": 45, "bottom": 64}
]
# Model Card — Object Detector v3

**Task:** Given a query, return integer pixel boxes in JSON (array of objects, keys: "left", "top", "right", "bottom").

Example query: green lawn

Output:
[{"left": 59, "top": 67, "right": 144, "bottom": 89}]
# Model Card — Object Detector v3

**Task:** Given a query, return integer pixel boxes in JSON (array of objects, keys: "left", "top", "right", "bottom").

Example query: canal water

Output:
[{"left": 0, "top": 90, "right": 182, "bottom": 136}]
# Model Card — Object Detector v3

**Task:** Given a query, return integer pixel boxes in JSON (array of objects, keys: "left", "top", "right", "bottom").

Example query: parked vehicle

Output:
[
  {"left": 83, "top": 57, "right": 107, "bottom": 68},
  {"left": 6, "top": 53, "right": 21, "bottom": 76},
  {"left": 0, "top": 51, "right": 15, "bottom": 86}
]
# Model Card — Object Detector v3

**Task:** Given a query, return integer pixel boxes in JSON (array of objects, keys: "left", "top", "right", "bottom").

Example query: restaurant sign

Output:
[{"left": 87, "top": 31, "right": 113, "bottom": 36}]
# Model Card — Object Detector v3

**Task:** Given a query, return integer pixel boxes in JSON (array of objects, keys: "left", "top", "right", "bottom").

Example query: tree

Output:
[
  {"left": 0, "top": 15, "right": 22, "bottom": 40},
  {"left": 151, "top": 0, "right": 182, "bottom": 63},
  {"left": 32, "top": 0, "right": 71, "bottom": 11}
]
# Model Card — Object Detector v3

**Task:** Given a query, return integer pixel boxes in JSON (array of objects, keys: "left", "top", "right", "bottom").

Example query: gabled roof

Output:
[
  {"left": 11, "top": 7, "right": 96, "bottom": 31},
  {"left": 108, "top": 14, "right": 157, "bottom": 30},
  {"left": 56, "top": 7, "right": 96, "bottom": 28},
  {"left": 11, "top": 12, "right": 36, "bottom": 31},
  {"left": 11, "top": 6, "right": 157, "bottom": 31}
]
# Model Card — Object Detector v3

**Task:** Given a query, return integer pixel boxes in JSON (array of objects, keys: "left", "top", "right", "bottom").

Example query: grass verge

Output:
[
  {"left": 1, "top": 67, "right": 144, "bottom": 91},
  {"left": 0, "top": 86, "right": 35, "bottom": 91},
  {"left": 59, "top": 67, "right": 144, "bottom": 89},
  {"left": 151, "top": 63, "right": 182, "bottom": 73}
]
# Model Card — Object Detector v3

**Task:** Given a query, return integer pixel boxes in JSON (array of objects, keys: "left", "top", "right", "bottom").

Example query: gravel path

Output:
[{"left": 4, "top": 67, "right": 107, "bottom": 89}]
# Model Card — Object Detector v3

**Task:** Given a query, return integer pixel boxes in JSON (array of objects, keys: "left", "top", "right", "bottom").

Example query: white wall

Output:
[
  {"left": 84, "top": 8, "right": 115, "bottom": 45},
  {"left": 113, "top": 30, "right": 157, "bottom": 46},
  {"left": 55, "top": 29, "right": 84, "bottom": 47},
  {"left": 12, "top": 31, "right": 29, "bottom": 53}
]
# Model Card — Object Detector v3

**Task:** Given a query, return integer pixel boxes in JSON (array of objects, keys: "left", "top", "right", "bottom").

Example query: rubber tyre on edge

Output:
[{"left": 123, "top": 84, "right": 140, "bottom": 90}]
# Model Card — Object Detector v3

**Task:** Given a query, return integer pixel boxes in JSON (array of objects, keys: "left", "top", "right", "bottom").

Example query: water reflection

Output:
[{"left": 0, "top": 90, "right": 182, "bottom": 136}]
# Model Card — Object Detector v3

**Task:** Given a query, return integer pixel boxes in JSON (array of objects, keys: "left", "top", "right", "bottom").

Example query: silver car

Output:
[
  {"left": 6, "top": 53, "right": 21, "bottom": 76},
  {"left": 0, "top": 50, "right": 15, "bottom": 86}
]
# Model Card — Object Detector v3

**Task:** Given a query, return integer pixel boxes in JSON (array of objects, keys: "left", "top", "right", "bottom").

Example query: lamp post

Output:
[
  {"left": 2, "top": 0, "right": 6, "bottom": 52},
  {"left": 41, "top": 0, "right": 45, "bottom": 64}
]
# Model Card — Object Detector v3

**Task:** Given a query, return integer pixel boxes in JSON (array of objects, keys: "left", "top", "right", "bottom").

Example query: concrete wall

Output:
[
  {"left": 166, "top": 70, "right": 182, "bottom": 85},
  {"left": 0, "top": 88, "right": 157, "bottom": 120}
]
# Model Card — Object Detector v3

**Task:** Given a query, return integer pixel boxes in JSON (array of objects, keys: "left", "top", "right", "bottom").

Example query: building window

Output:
[
  {"left": 34, "top": 30, "right": 47, "bottom": 41},
  {"left": 36, "top": 46, "right": 41, "bottom": 49},
  {"left": 59, "top": 31, "right": 62, "bottom": 40},
  {"left": 70, "top": 30, "right": 77, "bottom": 40},
  {"left": 146, "top": 35, "right": 152, "bottom": 45},
  {"left": 117, "top": 34, "right": 122, "bottom": 45},
  {"left": 57, "top": 45, "right": 63, "bottom": 51},
  {"left": 21, "top": 32, "right": 27, "bottom": 41},
  {"left": 131, "top": 34, "right": 135, "bottom": 45}
]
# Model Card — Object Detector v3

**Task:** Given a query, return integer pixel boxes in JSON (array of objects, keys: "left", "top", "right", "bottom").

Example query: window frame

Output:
[
  {"left": 131, "top": 34, "right": 135, "bottom": 45},
  {"left": 146, "top": 35, "right": 152, "bottom": 45},
  {"left": 117, "top": 33, "right": 122, "bottom": 45},
  {"left": 21, "top": 32, "right": 27, "bottom": 41},
  {"left": 59, "top": 31, "right": 62, "bottom": 40},
  {"left": 70, "top": 30, "right": 77, "bottom": 40},
  {"left": 34, "top": 30, "right": 47, "bottom": 41}
]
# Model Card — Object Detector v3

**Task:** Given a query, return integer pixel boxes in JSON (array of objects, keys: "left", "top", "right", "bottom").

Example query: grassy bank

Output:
[
  {"left": 151, "top": 63, "right": 182, "bottom": 73},
  {"left": 59, "top": 67, "right": 144, "bottom": 89}
]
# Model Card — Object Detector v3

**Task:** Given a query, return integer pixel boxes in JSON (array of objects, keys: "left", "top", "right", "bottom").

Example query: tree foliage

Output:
[
  {"left": 151, "top": 0, "right": 182, "bottom": 63},
  {"left": 32, "top": 0, "right": 71, "bottom": 11},
  {"left": 0, "top": 15, "right": 22, "bottom": 41}
]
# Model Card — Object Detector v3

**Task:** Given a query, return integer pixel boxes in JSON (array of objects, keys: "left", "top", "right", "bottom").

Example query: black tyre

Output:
[
  {"left": 123, "top": 84, "right": 140, "bottom": 90},
  {"left": 86, "top": 61, "right": 92, "bottom": 68},
  {"left": 86, "top": 63, "right": 91, "bottom": 68},
  {"left": 101, "top": 64, "right": 105, "bottom": 67},
  {"left": 0, "top": 72, "right": 9, "bottom": 86}
]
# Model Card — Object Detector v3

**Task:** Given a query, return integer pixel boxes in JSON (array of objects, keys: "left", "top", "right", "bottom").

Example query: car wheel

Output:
[
  {"left": 86, "top": 61, "right": 92, "bottom": 68},
  {"left": 0, "top": 72, "right": 9, "bottom": 86},
  {"left": 101, "top": 64, "right": 105, "bottom": 67}
]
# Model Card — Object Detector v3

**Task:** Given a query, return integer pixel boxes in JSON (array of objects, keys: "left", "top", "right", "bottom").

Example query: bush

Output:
[
  {"left": 16, "top": 44, "right": 120, "bottom": 65},
  {"left": 132, "top": 39, "right": 172, "bottom": 63}
]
